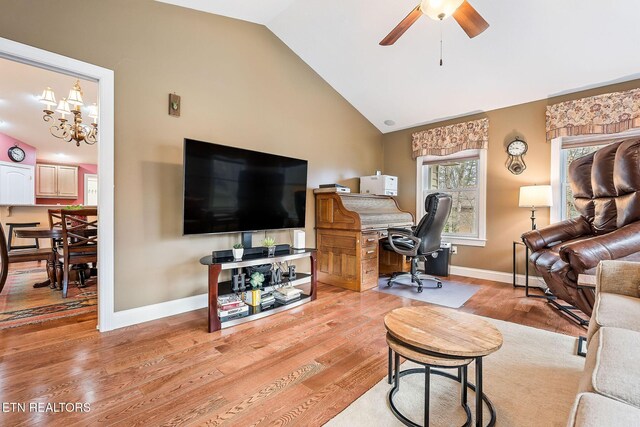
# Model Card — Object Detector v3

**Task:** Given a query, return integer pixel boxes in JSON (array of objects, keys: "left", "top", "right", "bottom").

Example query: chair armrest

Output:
[
  {"left": 386, "top": 228, "right": 421, "bottom": 257},
  {"left": 521, "top": 216, "right": 591, "bottom": 252},
  {"left": 595, "top": 260, "right": 640, "bottom": 297},
  {"left": 559, "top": 221, "right": 640, "bottom": 272}
]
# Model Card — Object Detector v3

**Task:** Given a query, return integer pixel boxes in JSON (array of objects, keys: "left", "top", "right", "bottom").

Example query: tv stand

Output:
[{"left": 200, "top": 248, "right": 317, "bottom": 332}]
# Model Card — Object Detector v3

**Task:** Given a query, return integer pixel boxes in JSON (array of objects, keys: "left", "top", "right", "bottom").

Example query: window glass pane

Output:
[
  {"left": 427, "top": 159, "right": 478, "bottom": 190},
  {"left": 444, "top": 191, "right": 477, "bottom": 236},
  {"left": 422, "top": 156, "right": 480, "bottom": 238},
  {"left": 562, "top": 145, "right": 601, "bottom": 219},
  {"left": 565, "top": 184, "right": 581, "bottom": 219},
  {"left": 565, "top": 146, "right": 600, "bottom": 165}
]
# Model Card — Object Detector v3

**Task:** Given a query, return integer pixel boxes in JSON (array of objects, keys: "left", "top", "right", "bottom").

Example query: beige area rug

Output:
[{"left": 327, "top": 318, "right": 584, "bottom": 427}]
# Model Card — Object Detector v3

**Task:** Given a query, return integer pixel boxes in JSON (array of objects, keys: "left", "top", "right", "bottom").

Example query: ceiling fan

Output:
[{"left": 380, "top": 0, "right": 489, "bottom": 46}]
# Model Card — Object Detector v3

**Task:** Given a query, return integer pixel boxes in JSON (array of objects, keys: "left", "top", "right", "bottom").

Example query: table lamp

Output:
[{"left": 519, "top": 185, "right": 552, "bottom": 230}]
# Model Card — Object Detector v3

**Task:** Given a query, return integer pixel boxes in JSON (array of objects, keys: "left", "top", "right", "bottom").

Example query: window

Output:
[
  {"left": 560, "top": 145, "right": 603, "bottom": 220},
  {"left": 416, "top": 149, "right": 487, "bottom": 247},
  {"left": 550, "top": 128, "right": 640, "bottom": 223}
]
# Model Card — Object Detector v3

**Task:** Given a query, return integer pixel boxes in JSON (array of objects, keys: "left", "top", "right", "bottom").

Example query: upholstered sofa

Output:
[
  {"left": 567, "top": 260, "right": 640, "bottom": 426},
  {"left": 522, "top": 139, "right": 640, "bottom": 316}
]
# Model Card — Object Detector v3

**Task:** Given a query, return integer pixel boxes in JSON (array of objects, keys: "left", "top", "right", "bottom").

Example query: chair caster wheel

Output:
[
  {"left": 436, "top": 282, "right": 442, "bottom": 288},
  {"left": 417, "top": 287, "right": 423, "bottom": 293}
]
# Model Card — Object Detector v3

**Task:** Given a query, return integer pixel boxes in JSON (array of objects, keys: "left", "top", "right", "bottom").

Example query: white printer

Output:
[{"left": 360, "top": 172, "right": 398, "bottom": 196}]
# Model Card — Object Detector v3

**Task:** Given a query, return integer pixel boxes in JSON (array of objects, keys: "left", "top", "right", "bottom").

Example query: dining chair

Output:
[
  {"left": 0, "top": 225, "right": 9, "bottom": 294},
  {"left": 47, "top": 209, "right": 64, "bottom": 289},
  {"left": 59, "top": 208, "right": 98, "bottom": 298},
  {"left": 5, "top": 219, "right": 57, "bottom": 288}
]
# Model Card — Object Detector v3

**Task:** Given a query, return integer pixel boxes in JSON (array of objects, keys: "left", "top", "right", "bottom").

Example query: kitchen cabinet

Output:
[
  {"left": 0, "top": 162, "right": 35, "bottom": 205},
  {"left": 36, "top": 164, "right": 78, "bottom": 199}
]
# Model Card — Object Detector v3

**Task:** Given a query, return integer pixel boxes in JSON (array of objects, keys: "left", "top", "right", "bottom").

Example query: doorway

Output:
[{"left": 0, "top": 38, "right": 114, "bottom": 331}]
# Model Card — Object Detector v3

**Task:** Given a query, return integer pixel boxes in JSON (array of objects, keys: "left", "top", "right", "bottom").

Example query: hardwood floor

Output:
[
  {"left": 0, "top": 275, "right": 584, "bottom": 426},
  {"left": 0, "top": 262, "right": 97, "bottom": 330}
]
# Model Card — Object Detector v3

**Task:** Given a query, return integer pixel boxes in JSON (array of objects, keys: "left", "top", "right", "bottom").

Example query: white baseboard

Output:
[
  {"left": 109, "top": 293, "right": 208, "bottom": 331},
  {"left": 106, "top": 266, "right": 544, "bottom": 331},
  {"left": 449, "top": 265, "right": 545, "bottom": 288}
]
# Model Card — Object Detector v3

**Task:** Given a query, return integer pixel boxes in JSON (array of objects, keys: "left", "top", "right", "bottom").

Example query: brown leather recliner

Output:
[{"left": 522, "top": 138, "right": 640, "bottom": 316}]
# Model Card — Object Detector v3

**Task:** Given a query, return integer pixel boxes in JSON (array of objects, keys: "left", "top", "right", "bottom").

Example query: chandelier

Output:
[{"left": 39, "top": 80, "right": 98, "bottom": 146}]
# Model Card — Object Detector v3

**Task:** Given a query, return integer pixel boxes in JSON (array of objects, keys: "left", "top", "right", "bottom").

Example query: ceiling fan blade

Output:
[
  {"left": 379, "top": 5, "right": 423, "bottom": 46},
  {"left": 452, "top": 0, "right": 489, "bottom": 38}
]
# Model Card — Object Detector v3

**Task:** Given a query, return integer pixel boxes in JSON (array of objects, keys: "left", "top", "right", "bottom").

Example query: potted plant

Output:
[
  {"left": 263, "top": 237, "right": 277, "bottom": 257},
  {"left": 232, "top": 243, "right": 244, "bottom": 260}
]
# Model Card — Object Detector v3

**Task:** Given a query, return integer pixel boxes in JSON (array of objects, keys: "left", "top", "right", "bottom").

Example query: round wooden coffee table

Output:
[{"left": 384, "top": 306, "right": 503, "bottom": 427}]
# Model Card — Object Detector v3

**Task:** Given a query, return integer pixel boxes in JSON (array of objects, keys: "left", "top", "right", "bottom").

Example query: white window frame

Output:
[
  {"left": 550, "top": 128, "right": 640, "bottom": 223},
  {"left": 415, "top": 149, "right": 487, "bottom": 247}
]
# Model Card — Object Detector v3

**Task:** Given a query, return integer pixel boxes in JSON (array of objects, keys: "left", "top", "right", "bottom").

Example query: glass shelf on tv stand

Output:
[
  {"left": 200, "top": 248, "right": 315, "bottom": 270},
  {"left": 216, "top": 272, "right": 313, "bottom": 329},
  {"left": 200, "top": 248, "right": 318, "bottom": 332}
]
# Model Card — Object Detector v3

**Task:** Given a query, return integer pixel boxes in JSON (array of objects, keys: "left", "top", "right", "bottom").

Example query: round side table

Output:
[{"left": 384, "top": 306, "right": 503, "bottom": 427}]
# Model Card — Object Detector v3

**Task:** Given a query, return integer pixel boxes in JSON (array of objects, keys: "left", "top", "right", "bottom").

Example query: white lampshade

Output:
[
  {"left": 56, "top": 98, "right": 71, "bottom": 117},
  {"left": 87, "top": 103, "right": 98, "bottom": 121},
  {"left": 420, "top": 0, "right": 465, "bottom": 20},
  {"left": 519, "top": 185, "right": 553, "bottom": 208},
  {"left": 39, "top": 87, "right": 56, "bottom": 107},
  {"left": 67, "top": 81, "right": 84, "bottom": 106}
]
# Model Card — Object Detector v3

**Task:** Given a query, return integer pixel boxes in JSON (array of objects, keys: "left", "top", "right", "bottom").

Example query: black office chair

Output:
[{"left": 381, "top": 192, "right": 452, "bottom": 293}]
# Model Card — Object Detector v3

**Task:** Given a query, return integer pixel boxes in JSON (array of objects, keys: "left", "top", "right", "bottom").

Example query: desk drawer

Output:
[
  {"left": 361, "top": 258, "right": 378, "bottom": 283},
  {"left": 361, "top": 245, "right": 377, "bottom": 260},
  {"left": 361, "top": 232, "right": 378, "bottom": 248}
]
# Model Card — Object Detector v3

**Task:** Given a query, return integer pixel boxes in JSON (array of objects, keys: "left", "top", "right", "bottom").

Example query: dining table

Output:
[{"left": 15, "top": 227, "right": 97, "bottom": 289}]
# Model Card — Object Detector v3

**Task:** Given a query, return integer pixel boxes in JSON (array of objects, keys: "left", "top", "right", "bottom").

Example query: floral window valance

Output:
[
  {"left": 546, "top": 88, "right": 640, "bottom": 142},
  {"left": 411, "top": 118, "right": 489, "bottom": 159}
]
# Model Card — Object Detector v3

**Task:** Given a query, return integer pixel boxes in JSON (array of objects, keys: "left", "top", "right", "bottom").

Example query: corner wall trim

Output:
[
  {"left": 450, "top": 265, "right": 545, "bottom": 288},
  {"left": 110, "top": 293, "right": 207, "bottom": 330}
]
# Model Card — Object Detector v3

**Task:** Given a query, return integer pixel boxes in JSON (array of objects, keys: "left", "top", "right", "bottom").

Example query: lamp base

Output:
[{"left": 530, "top": 209, "right": 537, "bottom": 231}]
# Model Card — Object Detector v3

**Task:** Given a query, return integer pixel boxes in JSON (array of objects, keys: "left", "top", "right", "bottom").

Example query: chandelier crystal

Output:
[{"left": 39, "top": 80, "right": 98, "bottom": 147}]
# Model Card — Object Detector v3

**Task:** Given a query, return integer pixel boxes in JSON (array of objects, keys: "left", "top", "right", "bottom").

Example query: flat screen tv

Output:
[{"left": 183, "top": 139, "right": 308, "bottom": 235}]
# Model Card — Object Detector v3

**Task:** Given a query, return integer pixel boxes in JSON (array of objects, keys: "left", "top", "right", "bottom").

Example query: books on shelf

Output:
[
  {"left": 218, "top": 294, "right": 249, "bottom": 321},
  {"left": 274, "top": 295, "right": 301, "bottom": 304},
  {"left": 219, "top": 312, "right": 249, "bottom": 323},
  {"left": 274, "top": 286, "right": 303, "bottom": 303},
  {"left": 219, "top": 300, "right": 244, "bottom": 310},
  {"left": 218, "top": 304, "right": 249, "bottom": 322},
  {"left": 261, "top": 292, "right": 275, "bottom": 307},
  {"left": 276, "top": 287, "right": 302, "bottom": 297},
  {"left": 218, "top": 294, "right": 243, "bottom": 306}
]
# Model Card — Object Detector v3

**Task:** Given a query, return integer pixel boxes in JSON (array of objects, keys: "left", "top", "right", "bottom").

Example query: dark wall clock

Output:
[
  {"left": 7, "top": 145, "right": 26, "bottom": 163},
  {"left": 506, "top": 137, "right": 527, "bottom": 175}
]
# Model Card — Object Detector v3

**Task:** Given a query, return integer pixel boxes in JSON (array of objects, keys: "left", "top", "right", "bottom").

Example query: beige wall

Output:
[
  {"left": 0, "top": 0, "right": 383, "bottom": 310},
  {"left": 383, "top": 79, "right": 640, "bottom": 273}
]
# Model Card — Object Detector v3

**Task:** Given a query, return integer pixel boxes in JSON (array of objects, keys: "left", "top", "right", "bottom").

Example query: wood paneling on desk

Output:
[{"left": 315, "top": 193, "right": 413, "bottom": 292}]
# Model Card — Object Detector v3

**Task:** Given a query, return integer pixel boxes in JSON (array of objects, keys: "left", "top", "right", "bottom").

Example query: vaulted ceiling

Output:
[{"left": 157, "top": 0, "right": 640, "bottom": 133}]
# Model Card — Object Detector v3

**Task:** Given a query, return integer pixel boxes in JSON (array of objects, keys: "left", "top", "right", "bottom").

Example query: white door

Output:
[
  {"left": 84, "top": 173, "right": 98, "bottom": 205},
  {"left": 0, "top": 162, "right": 35, "bottom": 205}
]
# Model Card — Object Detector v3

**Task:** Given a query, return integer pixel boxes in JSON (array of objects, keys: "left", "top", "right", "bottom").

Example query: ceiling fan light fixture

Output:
[{"left": 420, "top": 0, "right": 464, "bottom": 20}]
